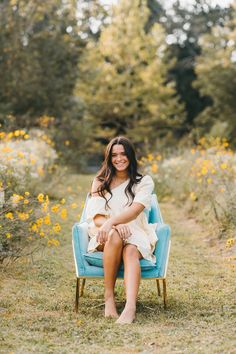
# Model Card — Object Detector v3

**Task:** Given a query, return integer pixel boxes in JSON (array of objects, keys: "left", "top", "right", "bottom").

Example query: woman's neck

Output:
[{"left": 115, "top": 171, "right": 129, "bottom": 181}]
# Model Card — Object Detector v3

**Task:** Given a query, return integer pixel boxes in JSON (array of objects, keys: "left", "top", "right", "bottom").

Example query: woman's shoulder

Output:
[
  {"left": 91, "top": 177, "right": 103, "bottom": 196},
  {"left": 140, "top": 174, "right": 154, "bottom": 184},
  {"left": 135, "top": 174, "right": 154, "bottom": 190}
]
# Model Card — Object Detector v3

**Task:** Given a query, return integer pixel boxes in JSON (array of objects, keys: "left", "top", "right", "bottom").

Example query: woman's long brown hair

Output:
[{"left": 95, "top": 136, "right": 143, "bottom": 208}]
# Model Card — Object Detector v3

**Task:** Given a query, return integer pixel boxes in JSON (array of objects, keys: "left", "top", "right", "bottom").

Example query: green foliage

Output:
[
  {"left": 193, "top": 2, "right": 236, "bottom": 143},
  {"left": 148, "top": 0, "right": 233, "bottom": 136},
  {"left": 0, "top": 0, "right": 82, "bottom": 126},
  {"left": 76, "top": 0, "right": 185, "bottom": 152}
]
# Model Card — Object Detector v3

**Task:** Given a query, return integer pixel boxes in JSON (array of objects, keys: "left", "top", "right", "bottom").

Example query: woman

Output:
[{"left": 86, "top": 136, "right": 158, "bottom": 324}]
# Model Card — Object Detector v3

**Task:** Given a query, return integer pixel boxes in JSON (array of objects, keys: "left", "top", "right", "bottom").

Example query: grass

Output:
[{"left": 0, "top": 173, "right": 235, "bottom": 354}]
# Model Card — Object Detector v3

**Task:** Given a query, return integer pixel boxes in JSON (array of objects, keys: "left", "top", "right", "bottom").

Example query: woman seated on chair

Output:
[{"left": 86, "top": 136, "right": 157, "bottom": 324}]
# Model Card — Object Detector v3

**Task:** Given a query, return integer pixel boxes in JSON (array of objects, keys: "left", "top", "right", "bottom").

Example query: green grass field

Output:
[{"left": 0, "top": 174, "right": 235, "bottom": 354}]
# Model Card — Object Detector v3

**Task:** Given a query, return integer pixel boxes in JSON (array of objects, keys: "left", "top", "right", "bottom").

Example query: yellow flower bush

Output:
[
  {"left": 143, "top": 137, "right": 236, "bottom": 245},
  {"left": 0, "top": 128, "right": 66, "bottom": 264}
]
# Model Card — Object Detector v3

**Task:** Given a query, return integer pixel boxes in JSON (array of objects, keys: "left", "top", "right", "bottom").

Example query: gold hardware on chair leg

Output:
[
  {"left": 80, "top": 279, "right": 86, "bottom": 297},
  {"left": 75, "top": 278, "right": 80, "bottom": 313},
  {"left": 156, "top": 279, "right": 161, "bottom": 296},
  {"left": 163, "top": 279, "right": 167, "bottom": 309}
]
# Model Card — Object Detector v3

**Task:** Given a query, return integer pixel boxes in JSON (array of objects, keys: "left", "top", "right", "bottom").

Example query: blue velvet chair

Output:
[{"left": 72, "top": 194, "right": 171, "bottom": 312}]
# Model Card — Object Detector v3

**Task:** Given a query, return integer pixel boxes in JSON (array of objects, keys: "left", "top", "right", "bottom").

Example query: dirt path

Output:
[{"left": 0, "top": 175, "right": 235, "bottom": 354}]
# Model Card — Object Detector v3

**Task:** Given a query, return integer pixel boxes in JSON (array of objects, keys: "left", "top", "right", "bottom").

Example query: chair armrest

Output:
[
  {"left": 72, "top": 222, "right": 89, "bottom": 277},
  {"left": 154, "top": 224, "right": 171, "bottom": 277}
]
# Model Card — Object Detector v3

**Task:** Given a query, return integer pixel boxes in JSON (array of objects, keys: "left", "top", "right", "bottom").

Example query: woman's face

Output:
[{"left": 111, "top": 144, "right": 129, "bottom": 172}]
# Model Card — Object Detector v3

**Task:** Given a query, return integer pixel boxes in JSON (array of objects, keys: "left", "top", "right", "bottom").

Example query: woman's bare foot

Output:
[
  {"left": 115, "top": 305, "right": 136, "bottom": 324},
  {"left": 105, "top": 296, "right": 119, "bottom": 318}
]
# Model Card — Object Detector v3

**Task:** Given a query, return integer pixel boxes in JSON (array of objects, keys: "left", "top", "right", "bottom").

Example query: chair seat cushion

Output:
[{"left": 83, "top": 252, "right": 156, "bottom": 270}]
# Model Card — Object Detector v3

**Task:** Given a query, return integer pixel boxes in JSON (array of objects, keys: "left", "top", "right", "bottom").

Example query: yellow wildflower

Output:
[
  {"left": 24, "top": 134, "right": 29, "bottom": 139},
  {"left": 17, "top": 152, "right": 25, "bottom": 158},
  {"left": 2, "top": 146, "right": 13, "bottom": 153},
  {"left": 40, "top": 232, "right": 45, "bottom": 237},
  {"left": 190, "top": 192, "right": 197, "bottom": 201},
  {"left": 37, "top": 193, "right": 44, "bottom": 203},
  {"left": 60, "top": 198, "right": 66, "bottom": 205},
  {"left": 25, "top": 191, "right": 30, "bottom": 196},
  {"left": 44, "top": 214, "right": 51, "bottom": 225},
  {"left": 31, "top": 224, "right": 38, "bottom": 232},
  {"left": 5, "top": 212, "right": 14, "bottom": 220},
  {"left": 51, "top": 204, "right": 60, "bottom": 213},
  {"left": 60, "top": 208, "right": 67, "bottom": 220},
  {"left": 24, "top": 199, "right": 29, "bottom": 204},
  {"left": 151, "top": 163, "right": 158, "bottom": 173},
  {"left": 207, "top": 178, "right": 212, "bottom": 184},
  {"left": 48, "top": 239, "right": 60, "bottom": 247},
  {"left": 6, "top": 233, "right": 11, "bottom": 238},
  {"left": 71, "top": 203, "right": 78, "bottom": 209},
  {"left": 220, "top": 163, "right": 228, "bottom": 170},
  {"left": 147, "top": 153, "right": 154, "bottom": 161},
  {"left": 17, "top": 212, "right": 29, "bottom": 221},
  {"left": 226, "top": 238, "right": 235, "bottom": 248},
  {"left": 64, "top": 140, "right": 70, "bottom": 146},
  {"left": 36, "top": 218, "right": 43, "bottom": 227},
  {"left": 53, "top": 223, "right": 61, "bottom": 233},
  {"left": 201, "top": 166, "right": 208, "bottom": 175}
]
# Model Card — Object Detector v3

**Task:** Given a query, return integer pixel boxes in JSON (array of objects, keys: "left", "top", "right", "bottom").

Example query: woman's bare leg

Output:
[
  {"left": 116, "top": 244, "right": 142, "bottom": 324},
  {"left": 103, "top": 231, "right": 123, "bottom": 318}
]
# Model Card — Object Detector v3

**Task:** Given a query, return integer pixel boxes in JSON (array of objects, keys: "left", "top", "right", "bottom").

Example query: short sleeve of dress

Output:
[
  {"left": 85, "top": 196, "right": 110, "bottom": 223},
  {"left": 133, "top": 175, "right": 154, "bottom": 210}
]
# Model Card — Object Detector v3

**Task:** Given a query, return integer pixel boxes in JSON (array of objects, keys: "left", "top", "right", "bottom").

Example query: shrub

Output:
[{"left": 0, "top": 128, "right": 65, "bottom": 264}]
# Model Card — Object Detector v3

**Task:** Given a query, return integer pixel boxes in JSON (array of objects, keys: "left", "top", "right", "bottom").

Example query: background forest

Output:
[{"left": 0, "top": 0, "right": 235, "bottom": 168}]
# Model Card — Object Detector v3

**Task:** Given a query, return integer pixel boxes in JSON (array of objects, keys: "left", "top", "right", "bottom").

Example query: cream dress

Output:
[{"left": 85, "top": 175, "right": 158, "bottom": 263}]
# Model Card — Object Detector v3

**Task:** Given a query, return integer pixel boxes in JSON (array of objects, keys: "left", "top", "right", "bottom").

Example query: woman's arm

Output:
[
  {"left": 96, "top": 203, "right": 144, "bottom": 243},
  {"left": 111, "top": 203, "right": 144, "bottom": 226}
]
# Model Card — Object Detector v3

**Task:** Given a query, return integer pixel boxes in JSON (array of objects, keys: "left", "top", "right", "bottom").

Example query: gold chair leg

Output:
[
  {"left": 163, "top": 279, "right": 167, "bottom": 309},
  {"left": 156, "top": 279, "right": 161, "bottom": 296},
  {"left": 80, "top": 279, "right": 86, "bottom": 297},
  {"left": 75, "top": 278, "right": 80, "bottom": 313}
]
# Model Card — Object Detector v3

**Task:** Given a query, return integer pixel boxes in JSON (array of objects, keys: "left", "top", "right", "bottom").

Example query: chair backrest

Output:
[{"left": 80, "top": 193, "right": 163, "bottom": 225}]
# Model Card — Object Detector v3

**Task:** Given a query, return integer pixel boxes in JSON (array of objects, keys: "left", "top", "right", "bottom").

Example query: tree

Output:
[
  {"left": 0, "top": 0, "right": 82, "bottom": 127},
  {"left": 76, "top": 0, "right": 184, "bottom": 152},
  {"left": 146, "top": 0, "right": 232, "bottom": 137},
  {"left": 193, "top": 1, "right": 236, "bottom": 143}
]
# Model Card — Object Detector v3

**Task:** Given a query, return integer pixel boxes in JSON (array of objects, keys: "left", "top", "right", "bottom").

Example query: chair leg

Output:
[
  {"left": 156, "top": 279, "right": 161, "bottom": 296},
  {"left": 163, "top": 279, "right": 167, "bottom": 309},
  {"left": 80, "top": 279, "right": 86, "bottom": 297},
  {"left": 75, "top": 278, "right": 80, "bottom": 313}
]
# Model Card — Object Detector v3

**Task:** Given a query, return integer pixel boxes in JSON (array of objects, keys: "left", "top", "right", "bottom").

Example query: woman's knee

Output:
[
  {"left": 106, "top": 230, "right": 123, "bottom": 248},
  {"left": 123, "top": 244, "right": 140, "bottom": 261}
]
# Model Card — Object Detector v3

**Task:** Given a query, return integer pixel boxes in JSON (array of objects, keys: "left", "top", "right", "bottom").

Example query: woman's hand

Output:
[
  {"left": 96, "top": 219, "right": 114, "bottom": 244},
  {"left": 113, "top": 224, "right": 132, "bottom": 242}
]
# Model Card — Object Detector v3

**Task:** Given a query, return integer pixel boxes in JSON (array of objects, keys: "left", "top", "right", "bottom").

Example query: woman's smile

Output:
[{"left": 111, "top": 144, "right": 129, "bottom": 171}]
